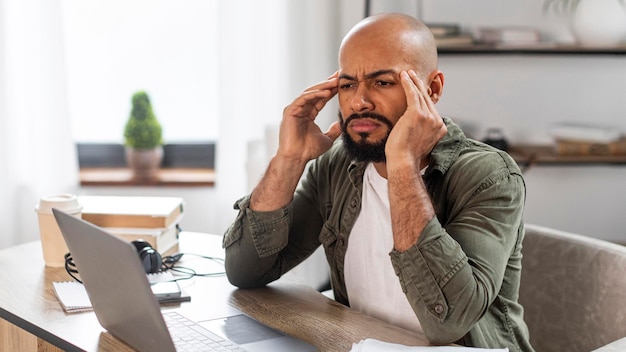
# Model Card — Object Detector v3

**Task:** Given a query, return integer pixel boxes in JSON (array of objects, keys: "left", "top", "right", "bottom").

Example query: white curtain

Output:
[
  {"left": 214, "top": 0, "right": 347, "bottom": 237},
  {"left": 214, "top": 0, "right": 343, "bottom": 289},
  {"left": 0, "top": 0, "right": 79, "bottom": 249}
]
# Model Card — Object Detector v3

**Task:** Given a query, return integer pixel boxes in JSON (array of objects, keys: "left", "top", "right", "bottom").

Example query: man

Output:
[{"left": 223, "top": 12, "right": 534, "bottom": 352}]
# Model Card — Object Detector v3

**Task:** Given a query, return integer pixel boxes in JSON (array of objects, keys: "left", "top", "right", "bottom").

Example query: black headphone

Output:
[
  {"left": 64, "top": 239, "right": 162, "bottom": 283},
  {"left": 132, "top": 239, "right": 162, "bottom": 274}
]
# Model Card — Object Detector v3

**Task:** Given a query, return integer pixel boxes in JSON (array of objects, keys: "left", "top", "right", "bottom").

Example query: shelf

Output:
[
  {"left": 509, "top": 145, "right": 626, "bottom": 171},
  {"left": 80, "top": 168, "right": 215, "bottom": 187},
  {"left": 438, "top": 43, "right": 626, "bottom": 55}
]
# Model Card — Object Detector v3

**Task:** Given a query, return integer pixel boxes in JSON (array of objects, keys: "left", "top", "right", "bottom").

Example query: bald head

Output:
[{"left": 339, "top": 13, "right": 438, "bottom": 79}]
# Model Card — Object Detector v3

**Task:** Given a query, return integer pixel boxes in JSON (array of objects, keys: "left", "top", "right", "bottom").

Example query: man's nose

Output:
[{"left": 350, "top": 84, "right": 374, "bottom": 112}]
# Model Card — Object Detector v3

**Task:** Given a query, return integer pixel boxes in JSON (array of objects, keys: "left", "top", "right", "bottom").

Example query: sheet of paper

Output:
[{"left": 350, "top": 339, "right": 509, "bottom": 352}]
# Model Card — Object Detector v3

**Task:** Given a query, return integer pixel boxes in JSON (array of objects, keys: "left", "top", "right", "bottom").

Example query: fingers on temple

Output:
[
  {"left": 303, "top": 74, "right": 338, "bottom": 94},
  {"left": 404, "top": 71, "right": 436, "bottom": 114},
  {"left": 401, "top": 71, "right": 423, "bottom": 111}
]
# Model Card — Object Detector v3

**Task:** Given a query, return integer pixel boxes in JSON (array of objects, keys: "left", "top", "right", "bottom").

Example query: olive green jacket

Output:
[{"left": 223, "top": 118, "right": 534, "bottom": 352}]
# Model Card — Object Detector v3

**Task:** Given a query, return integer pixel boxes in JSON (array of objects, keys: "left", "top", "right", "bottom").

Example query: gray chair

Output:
[{"left": 520, "top": 224, "right": 626, "bottom": 352}]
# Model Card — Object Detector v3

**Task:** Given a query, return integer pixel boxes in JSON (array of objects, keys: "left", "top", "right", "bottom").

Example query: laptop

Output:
[{"left": 53, "top": 208, "right": 316, "bottom": 352}]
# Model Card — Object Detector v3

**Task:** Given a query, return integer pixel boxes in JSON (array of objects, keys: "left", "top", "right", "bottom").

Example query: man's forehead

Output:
[
  {"left": 338, "top": 42, "right": 417, "bottom": 80},
  {"left": 338, "top": 69, "right": 399, "bottom": 81}
]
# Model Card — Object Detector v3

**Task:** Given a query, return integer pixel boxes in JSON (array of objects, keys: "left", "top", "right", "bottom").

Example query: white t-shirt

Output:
[{"left": 344, "top": 163, "right": 422, "bottom": 333}]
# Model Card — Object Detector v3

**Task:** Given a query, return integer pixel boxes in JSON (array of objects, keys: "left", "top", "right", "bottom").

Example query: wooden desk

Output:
[{"left": 0, "top": 232, "right": 429, "bottom": 351}]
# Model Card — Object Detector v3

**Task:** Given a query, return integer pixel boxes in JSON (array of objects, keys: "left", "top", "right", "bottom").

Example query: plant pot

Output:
[
  {"left": 570, "top": 0, "right": 626, "bottom": 47},
  {"left": 125, "top": 146, "right": 163, "bottom": 181}
]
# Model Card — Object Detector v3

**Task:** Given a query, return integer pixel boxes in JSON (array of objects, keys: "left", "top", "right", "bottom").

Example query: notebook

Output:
[
  {"left": 53, "top": 208, "right": 316, "bottom": 352},
  {"left": 53, "top": 271, "right": 191, "bottom": 313}
]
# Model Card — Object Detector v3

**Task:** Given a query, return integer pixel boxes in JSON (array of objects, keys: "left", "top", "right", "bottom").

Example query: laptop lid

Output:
[{"left": 53, "top": 208, "right": 177, "bottom": 352}]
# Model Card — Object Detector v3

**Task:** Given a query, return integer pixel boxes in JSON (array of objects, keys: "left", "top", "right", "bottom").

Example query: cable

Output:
[
  {"left": 64, "top": 252, "right": 83, "bottom": 283},
  {"left": 160, "top": 252, "right": 226, "bottom": 281},
  {"left": 63, "top": 251, "right": 226, "bottom": 284}
]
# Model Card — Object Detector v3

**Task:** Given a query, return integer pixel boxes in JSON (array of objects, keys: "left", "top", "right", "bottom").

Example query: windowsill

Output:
[{"left": 80, "top": 168, "right": 215, "bottom": 187}]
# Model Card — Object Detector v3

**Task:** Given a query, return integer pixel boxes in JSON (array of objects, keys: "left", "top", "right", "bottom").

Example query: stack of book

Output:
[
  {"left": 549, "top": 122, "right": 626, "bottom": 156},
  {"left": 473, "top": 26, "right": 541, "bottom": 47},
  {"left": 555, "top": 138, "right": 626, "bottom": 156},
  {"left": 427, "top": 23, "right": 474, "bottom": 48},
  {"left": 78, "top": 195, "right": 184, "bottom": 253}
]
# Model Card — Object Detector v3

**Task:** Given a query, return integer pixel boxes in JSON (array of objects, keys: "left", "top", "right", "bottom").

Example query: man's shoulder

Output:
[{"left": 452, "top": 139, "right": 522, "bottom": 178}]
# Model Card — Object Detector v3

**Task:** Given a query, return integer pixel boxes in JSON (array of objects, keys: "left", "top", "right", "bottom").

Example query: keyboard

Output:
[{"left": 163, "top": 311, "right": 247, "bottom": 352}]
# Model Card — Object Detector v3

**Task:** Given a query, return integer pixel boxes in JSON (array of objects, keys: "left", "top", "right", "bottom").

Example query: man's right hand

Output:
[
  {"left": 276, "top": 72, "right": 342, "bottom": 165},
  {"left": 250, "top": 73, "right": 341, "bottom": 211}
]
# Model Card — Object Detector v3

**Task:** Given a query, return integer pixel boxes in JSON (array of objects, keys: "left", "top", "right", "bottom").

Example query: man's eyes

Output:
[
  {"left": 339, "top": 80, "right": 394, "bottom": 89},
  {"left": 339, "top": 82, "right": 356, "bottom": 89}
]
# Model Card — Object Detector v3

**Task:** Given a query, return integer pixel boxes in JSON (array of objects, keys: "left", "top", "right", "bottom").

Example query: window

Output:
[{"left": 61, "top": 0, "right": 219, "bottom": 146}]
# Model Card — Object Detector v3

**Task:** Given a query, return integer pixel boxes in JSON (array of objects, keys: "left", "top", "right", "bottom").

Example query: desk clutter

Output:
[
  {"left": 36, "top": 194, "right": 185, "bottom": 268},
  {"left": 45, "top": 195, "right": 188, "bottom": 314}
]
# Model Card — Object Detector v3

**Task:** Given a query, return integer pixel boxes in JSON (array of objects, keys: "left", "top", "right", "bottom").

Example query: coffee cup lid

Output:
[{"left": 35, "top": 193, "right": 83, "bottom": 214}]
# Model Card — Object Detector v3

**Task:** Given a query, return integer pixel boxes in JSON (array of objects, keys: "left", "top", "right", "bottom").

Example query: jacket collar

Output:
[{"left": 428, "top": 116, "right": 466, "bottom": 175}]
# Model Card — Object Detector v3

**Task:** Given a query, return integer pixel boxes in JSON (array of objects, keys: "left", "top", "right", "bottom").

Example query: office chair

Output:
[{"left": 519, "top": 224, "right": 626, "bottom": 352}]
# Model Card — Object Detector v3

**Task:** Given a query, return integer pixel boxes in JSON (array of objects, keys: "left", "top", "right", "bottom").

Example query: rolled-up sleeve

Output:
[
  {"left": 222, "top": 195, "right": 293, "bottom": 288},
  {"left": 390, "top": 160, "right": 526, "bottom": 345}
]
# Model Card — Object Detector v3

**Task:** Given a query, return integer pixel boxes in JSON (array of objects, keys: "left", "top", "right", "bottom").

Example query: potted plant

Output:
[
  {"left": 123, "top": 91, "right": 163, "bottom": 180},
  {"left": 543, "top": 0, "right": 626, "bottom": 47}
]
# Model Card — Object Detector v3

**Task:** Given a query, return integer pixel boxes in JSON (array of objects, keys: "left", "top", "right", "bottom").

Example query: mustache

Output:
[{"left": 340, "top": 112, "right": 393, "bottom": 129}]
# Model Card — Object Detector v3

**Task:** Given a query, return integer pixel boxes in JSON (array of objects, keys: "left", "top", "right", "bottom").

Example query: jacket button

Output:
[
  {"left": 434, "top": 304, "right": 444, "bottom": 314},
  {"left": 350, "top": 199, "right": 357, "bottom": 207}
]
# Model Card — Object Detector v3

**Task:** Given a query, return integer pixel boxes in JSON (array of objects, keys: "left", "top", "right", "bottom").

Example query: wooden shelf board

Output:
[
  {"left": 438, "top": 43, "right": 626, "bottom": 55},
  {"left": 509, "top": 145, "right": 626, "bottom": 168}
]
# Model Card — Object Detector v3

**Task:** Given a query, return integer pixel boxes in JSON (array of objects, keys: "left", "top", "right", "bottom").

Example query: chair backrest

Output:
[{"left": 519, "top": 224, "right": 626, "bottom": 352}]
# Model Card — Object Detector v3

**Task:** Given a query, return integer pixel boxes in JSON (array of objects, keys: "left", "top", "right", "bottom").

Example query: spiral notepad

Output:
[{"left": 53, "top": 271, "right": 189, "bottom": 313}]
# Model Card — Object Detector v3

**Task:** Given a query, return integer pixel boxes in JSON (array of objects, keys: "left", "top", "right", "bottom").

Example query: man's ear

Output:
[{"left": 428, "top": 70, "right": 444, "bottom": 103}]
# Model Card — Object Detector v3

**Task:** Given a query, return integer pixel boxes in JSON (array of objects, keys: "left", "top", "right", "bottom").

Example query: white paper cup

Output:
[{"left": 35, "top": 194, "right": 83, "bottom": 267}]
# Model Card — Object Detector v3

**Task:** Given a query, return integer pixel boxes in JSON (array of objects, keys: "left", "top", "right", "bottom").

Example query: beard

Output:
[{"left": 339, "top": 111, "right": 394, "bottom": 163}]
